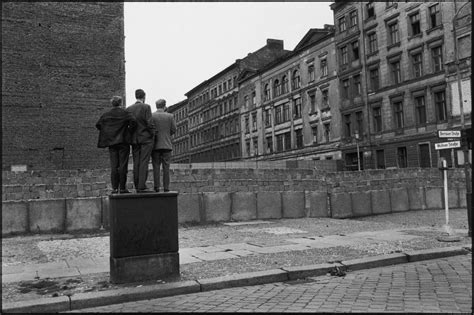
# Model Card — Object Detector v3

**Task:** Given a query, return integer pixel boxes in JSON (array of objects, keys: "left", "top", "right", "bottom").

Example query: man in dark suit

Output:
[
  {"left": 96, "top": 96, "right": 136, "bottom": 194},
  {"left": 151, "top": 99, "right": 176, "bottom": 192},
  {"left": 126, "top": 89, "right": 155, "bottom": 193}
]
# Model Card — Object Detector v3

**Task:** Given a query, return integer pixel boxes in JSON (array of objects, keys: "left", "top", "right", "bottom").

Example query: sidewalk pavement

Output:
[{"left": 2, "top": 210, "right": 472, "bottom": 313}]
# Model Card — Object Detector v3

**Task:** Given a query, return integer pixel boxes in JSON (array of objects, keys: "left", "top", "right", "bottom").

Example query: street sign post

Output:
[{"left": 435, "top": 141, "right": 461, "bottom": 150}]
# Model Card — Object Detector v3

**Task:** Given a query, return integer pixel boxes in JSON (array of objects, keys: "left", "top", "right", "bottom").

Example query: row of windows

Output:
[
  {"left": 173, "top": 140, "right": 188, "bottom": 155},
  {"left": 371, "top": 89, "right": 447, "bottom": 134},
  {"left": 189, "top": 95, "right": 239, "bottom": 127},
  {"left": 246, "top": 122, "right": 332, "bottom": 157},
  {"left": 173, "top": 108, "right": 188, "bottom": 122},
  {"left": 366, "top": 44, "right": 444, "bottom": 93},
  {"left": 175, "top": 124, "right": 188, "bottom": 137},
  {"left": 189, "top": 118, "right": 240, "bottom": 148},
  {"left": 189, "top": 76, "right": 238, "bottom": 110}
]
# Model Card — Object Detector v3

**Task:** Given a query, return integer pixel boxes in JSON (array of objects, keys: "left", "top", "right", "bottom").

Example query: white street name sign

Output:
[
  {"left": 435, "top": 141, "right": 461, "bottom": 150},
  {"left": 438, "top": 130, "right": 461, "bottom": 138}
]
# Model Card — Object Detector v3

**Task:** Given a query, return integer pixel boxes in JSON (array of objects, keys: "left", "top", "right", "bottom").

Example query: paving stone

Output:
[{"left": 191, "top": 251, "right": 239, "bottom": 261}]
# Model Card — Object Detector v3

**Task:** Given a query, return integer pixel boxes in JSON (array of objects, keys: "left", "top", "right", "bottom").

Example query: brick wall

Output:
[
  {"left": 1, "top": 163, "right": 466, "bottom": 202},
  {"left": 1, "top": 2, "right": 125, "bottom": 171}
]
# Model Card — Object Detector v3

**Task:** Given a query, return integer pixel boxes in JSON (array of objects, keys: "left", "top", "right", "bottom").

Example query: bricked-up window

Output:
[
  {"left": 265, "top": 109, "right": 272, "bottom": 127},
  {"left": 350, "top": 10, "right": 358, "bottom": 28},
  {"left": 293, "top": 98, "right": 302, "bottom": 119},
  {"left": 245, "top": 115, "right": 250, "bottom": 133},
  {"left": 284, "top": 132, "right": 292, "bottom": 150},
  {"left": 353, "top": 74, "right": 361, "bottom": 96},
  {"left": 373, "top": 106, "right": 382, "bottom": 132},
  {"left": 312, "top": 125, "right": 318, "bottom": 143},
  {"left": 366, "top": 1, "right": 375, "bottom": 19},
  {"left": 292, "top": 69, "right": 301, "bottom": 90},
  {"left": 253, "top": 138, "right": 258, "bottom": 156},
  {"left": 324, "top": 123, "right": 331, "bottom": 142},
  {"left": 388, "top": 22, "right": 400, "bottom": 45},
  {"left": 344, "top": 114, "right": 352, "bottom": 138},
  {"left": 411, "top": 52, "right": 423, "bottom": 78},
  {"left": 415, "top": 95, "right": 427, "bottom": 124},
  {"left": 340, "top": 46, "right": 348, "bottom": 65},
  {"left": 266, "top": 136, "right": 273, "bottom": 154},
  {"left": 352, "top": 41, "right": 359, "bottom": 60},
  {"left": 397, "top": 147, "right": 408, "bottom": 168},
  {"left": 356, "top": 111, "right": 364, "bottom": 137},
  {"left": 376, "top": 149, "right": 385, "bottom": 169},
  {"left": 251, "top": 112, "right": 257, "bottom": 131},
  {"left": 322, "top": 90, "right": 329, "bottom": 107},
  {"left": 264, "top": 84, "right": 270, "bottom": 101},
  {"left": 246, "top": 140, "right": 251, "bottom": 156},
  {"left": 431, "top": 46, "right": 443, "bottom": 72},
  {"left": 429, "top": 3, "right": 441, "bottom": 28},
  {"left": 342, "top": 79, "right": 350, "bottom": 99},
  {"left": 369, "top": 67, "right": 380, "bottom": 91},
  {"left": 275, "top": 105, "right": 283, "bottom": 124},
  {"left": 308, "top": 65, "right": 315, "bottom": 82},
  {"left": 393, "top": 100, "right": 404, "bottom": 129},
  {"left": 339, "top": 16, "right": 346, "bottom": 32},
  {"left": 274, "top": 79, "right": 281, "bottom": 97},
  {"left": 409, "top": 12, "right": 421, "bottom": 36},
  {"left": 283, "top": 103, "right": 290, "bottom": 122},
  {"left": 434, "top": 90, "right": 447, "bottom": 122},
  {"left": 419, "top": 143, "right": 431, "bottom": 168},
  {"left": 282, "top": 75, "right": 289, "bottom": 94},
  {"left": 276, "top": 134, "right": 284, "bottom": 152},
  {"left": 296, "top": 129, "right": 303, "bottom": 148},
  {"left": 309, "top": 92, "right": 316, "bottom": 113},
  {"left": 368, "top": 32, "right": 377, "bottom": 54},
  {"left": 390, "top": 60, "right": 401, "bottom": 85},
  {"left": 320, "top": 59, "right": 328, "bottom": 77}
]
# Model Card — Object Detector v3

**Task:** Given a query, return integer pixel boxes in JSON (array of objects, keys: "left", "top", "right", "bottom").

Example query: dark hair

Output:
[
  {"left": 111, "top": 96, "right": 122, "bottom": 107},
  {"left": 135, "top": 89, "right": 145, "bottom": 99}
]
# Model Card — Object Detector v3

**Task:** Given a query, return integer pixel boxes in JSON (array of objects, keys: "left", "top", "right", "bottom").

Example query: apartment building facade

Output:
[
  {"left": 167, "top": 99, "right": 189, "bottom": 163},
  {"left": 184, "top": 39, "right": 290, "bottom": 163},
  {"left": 331, "top": 0, "right": 472, "bottom": 169},
  {"left": 239, "top": 26, "right": 342, "bottom": 161}
]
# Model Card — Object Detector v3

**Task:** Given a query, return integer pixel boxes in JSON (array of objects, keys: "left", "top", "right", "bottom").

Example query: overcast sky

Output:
[{"left": 124, "top": 2, "right": 334, "bottom": 107}]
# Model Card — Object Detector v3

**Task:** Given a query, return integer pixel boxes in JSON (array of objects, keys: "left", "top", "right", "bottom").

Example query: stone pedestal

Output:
[{"left": 109, "top": 192, "right": 179, "bottom": 284}]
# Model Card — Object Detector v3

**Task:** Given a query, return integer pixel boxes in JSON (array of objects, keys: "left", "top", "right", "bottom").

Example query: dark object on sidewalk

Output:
[
  {"left": 329, "top": 266, "right": 346, "bottom": 277},
  {"left": 109, "top": 192, "right": 179, "bottom": 284}
]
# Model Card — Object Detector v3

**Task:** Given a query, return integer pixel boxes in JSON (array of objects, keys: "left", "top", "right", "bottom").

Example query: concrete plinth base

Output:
[{"left": 110, "top": 252, "right": 180, "bottom": 284}]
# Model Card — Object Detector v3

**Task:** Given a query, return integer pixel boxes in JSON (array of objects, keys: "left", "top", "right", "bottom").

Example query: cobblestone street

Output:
[{"left": 69, "top": 253, "right": 472, "bottom": 313}]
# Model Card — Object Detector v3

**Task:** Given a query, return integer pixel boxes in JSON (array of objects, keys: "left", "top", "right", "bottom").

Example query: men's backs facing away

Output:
[
  {"left": 151, "top": 110, "right": 176, "bottom": 150},
  {"left": 126, "top": 101, "right": 154, "bottom": 144}
]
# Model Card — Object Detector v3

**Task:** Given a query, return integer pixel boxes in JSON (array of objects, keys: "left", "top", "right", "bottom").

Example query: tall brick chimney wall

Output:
[{"left": 1, "top": 3, "right": 125, "bottom": 171}]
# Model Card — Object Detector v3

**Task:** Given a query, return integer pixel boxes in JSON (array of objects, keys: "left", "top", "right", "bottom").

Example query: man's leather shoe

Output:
[
  {"left": 111, "top": 189, "right": 118, "bottom": 194},
  {"left": 164, "top": 189, "right": 170, "bottom": 192},
  {"left": 120, "top": 189, "right": 131, "bottom": 194},
  {"left": 154, "top": 188, "right": 160, "bottom": 192}
]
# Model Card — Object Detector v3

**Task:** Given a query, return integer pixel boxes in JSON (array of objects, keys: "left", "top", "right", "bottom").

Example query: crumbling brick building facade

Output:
[{"left": 2, "top": 2, "right": 125, "bottom": 170}]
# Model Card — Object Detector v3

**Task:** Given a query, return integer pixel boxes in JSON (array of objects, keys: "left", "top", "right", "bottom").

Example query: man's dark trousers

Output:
[
  {"left": 151, "top": 149, "right": 172, "bottom": 191},
  {"left": 109, "top": 143, "right": 130, "bottom": 190},
  {"left": 132, "top": 142, "right": 153, "bottom": 190}
]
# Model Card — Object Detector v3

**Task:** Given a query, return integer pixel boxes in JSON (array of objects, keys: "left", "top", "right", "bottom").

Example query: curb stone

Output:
[{"left": 1, "top": 246, "right": 471, "bottom": 313}]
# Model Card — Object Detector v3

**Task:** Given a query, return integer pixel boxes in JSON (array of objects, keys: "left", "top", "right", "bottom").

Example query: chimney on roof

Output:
[
  {"left": 266, "top": 39, "right": 284, "bottom": 49},
  {"left": 324, "top": 24, "right": 335, "bottom": 31}
]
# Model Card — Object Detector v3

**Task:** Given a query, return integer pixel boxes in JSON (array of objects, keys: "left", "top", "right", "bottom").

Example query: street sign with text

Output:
[
  {"left": 435, "top": 141, "right": 461, "bottom": 150},
  {"left": 438, "top": 130, "right": 461, "bottom": 138}
]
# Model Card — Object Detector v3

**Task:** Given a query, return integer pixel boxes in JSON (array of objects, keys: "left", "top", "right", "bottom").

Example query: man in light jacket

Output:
[{"left": 151, "top": 99, "right": 176, "bottom": 192}]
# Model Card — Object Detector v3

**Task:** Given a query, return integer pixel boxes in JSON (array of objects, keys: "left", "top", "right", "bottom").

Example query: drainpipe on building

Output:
[
  {"left": 453, "top": 0, "right": 472, "bottom": 237},
  {"left": 360, "top": 1, "right": 374, "bottom": 169}
]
